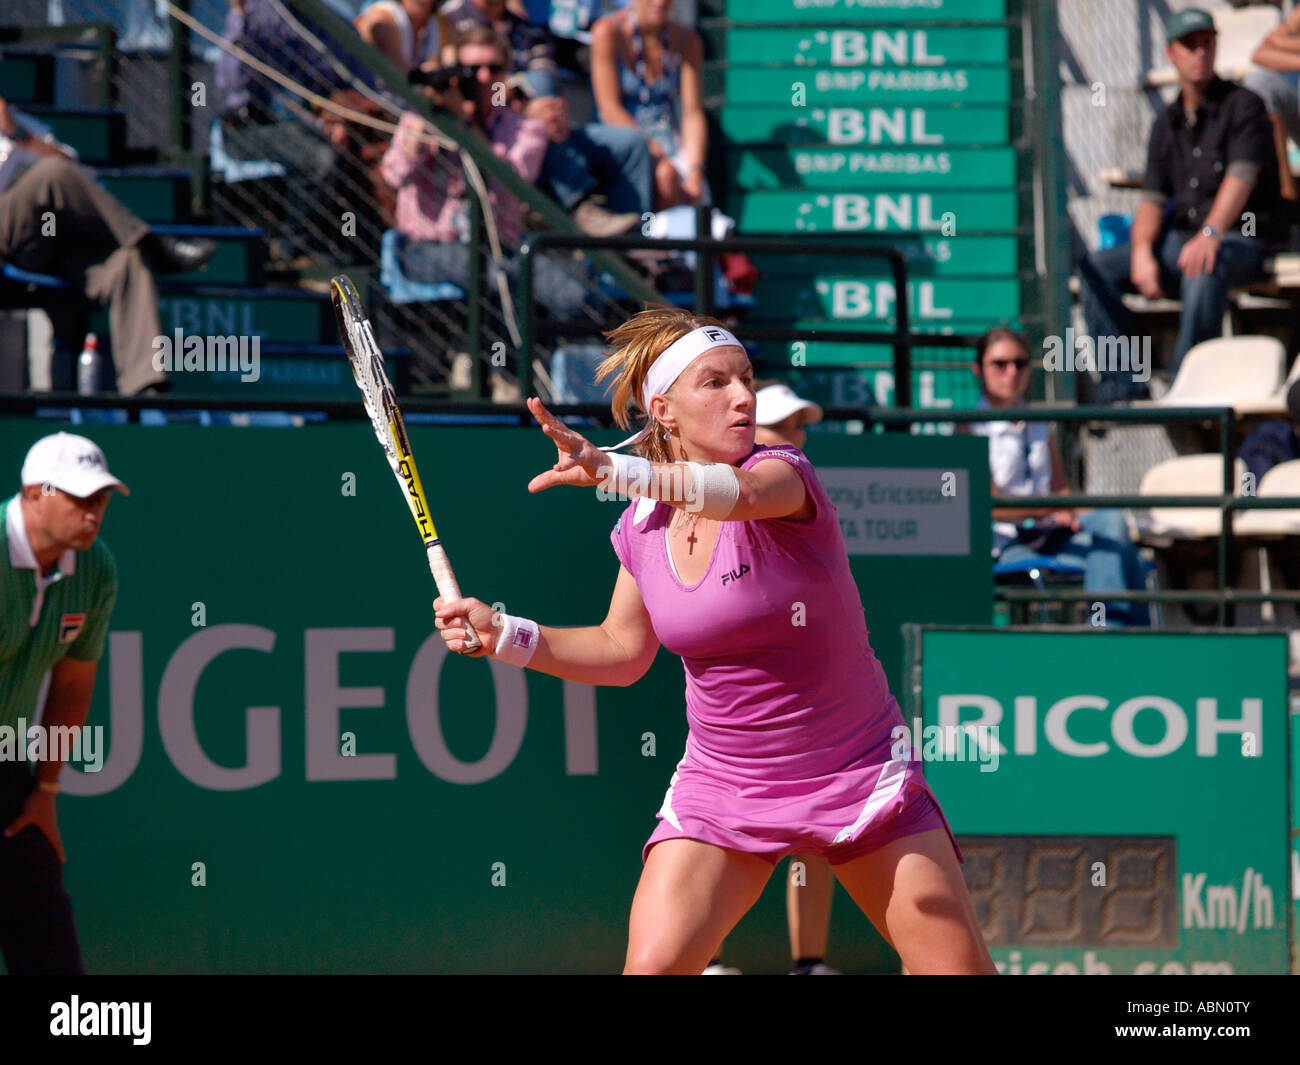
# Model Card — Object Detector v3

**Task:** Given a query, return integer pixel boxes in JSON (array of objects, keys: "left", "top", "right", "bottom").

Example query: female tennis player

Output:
[{"left": 433, "top": 307, "right": 995, "bottom": 975}]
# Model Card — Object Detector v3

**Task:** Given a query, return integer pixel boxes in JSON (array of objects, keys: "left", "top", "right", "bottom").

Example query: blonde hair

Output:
[{"left": 595, "top": 305, "right": 733, "bottom": 463}]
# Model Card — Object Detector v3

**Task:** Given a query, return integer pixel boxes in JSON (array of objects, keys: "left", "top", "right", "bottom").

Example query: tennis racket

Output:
[{"left": 331, "top": 275, "right": 482, "bottom": 653}]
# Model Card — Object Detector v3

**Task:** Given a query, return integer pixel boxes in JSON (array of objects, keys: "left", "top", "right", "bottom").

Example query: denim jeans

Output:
[
  {"left": 995, "top": 509, "right": 1152, "bottom": 626},
  {"left": 541, "top": 123, "right": 654, "bottom": 216},
  {"left": 1078, "top": 230, "right": 1265, "bottom": 402}
]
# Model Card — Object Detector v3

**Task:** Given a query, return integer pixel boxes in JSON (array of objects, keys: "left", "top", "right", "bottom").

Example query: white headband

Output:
[{"left": 600, "top": 325, "right": 743, "bottom": 453}]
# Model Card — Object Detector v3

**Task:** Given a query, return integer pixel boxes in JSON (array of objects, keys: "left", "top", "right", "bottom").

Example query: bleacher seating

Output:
[
  {"left": 1134, "top": 335, "right": 1286, "bottom": 414},
  {"left": 1131, "top": 453, "right": 1246, "bottom": 542},
  {"left": 0, "top": 21, "right": 362, "bottom": 398}
]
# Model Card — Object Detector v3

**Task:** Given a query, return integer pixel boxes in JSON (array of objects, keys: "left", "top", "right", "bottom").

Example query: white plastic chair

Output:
[
  {"left": 1147, "top": 336, "right": 1286, "bottom": 414},
  {"left": 1130, "top": 454, "right": 1246, "bottom": 540},
  {"left": 1235, "top": 458, "right": 1300, "bottom": 536}
]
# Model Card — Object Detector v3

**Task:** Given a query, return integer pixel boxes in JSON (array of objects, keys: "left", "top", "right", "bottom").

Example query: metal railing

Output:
[
  {"left": 2, "top": 393, "right": 1297, "bottom": 627},
  {"left": 516, "top": 223, "right": 996, "bottom": 412},
  {"left": 865, "top": 405, "right": 1300, "bottom": 627}
]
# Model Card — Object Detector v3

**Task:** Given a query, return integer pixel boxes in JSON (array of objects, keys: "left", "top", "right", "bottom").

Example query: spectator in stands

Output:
[
  {"left": 217, "top": 0, "right": 381, "bottom": 260},
  {"left": 0, "top": 99, "right": 214, "bottom": 394},
  {"left": 590, "top": 0, "right": 707, "bottom": 209},
  {"left": 510, "top": 78, "right": 652, "bottom": 233},
  {"left": 1246, "top": 6, "right": 1300, "bottom": 202},
  {"left": 443, "top": 0, "right": 650, "bottom": 233},
  {"left": 1077, "top": 8, "right": 1281, "bottom": 403},
  {"left": 441, "top": 0, "right": 560, "bottom": 96},
  {"left": 965, "top": 328, "right": 1151, "bottom": 627},
  {"left": 754, "top": 382, "right": 822, "bottom": 452},
  {"left": 380, "top": 27, "right": 590, "bottom": 398},
  {"left": 356, "top": 0, "right": 447, "bottom": 71}
]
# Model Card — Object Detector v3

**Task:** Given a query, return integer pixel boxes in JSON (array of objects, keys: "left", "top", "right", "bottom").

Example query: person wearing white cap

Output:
[
  {"left": 754, "top": 382, "right": 823, "bottom": 453},
  {"left": 433, "top": 306, "right": 992, "bottom": 975},
  {"left": 0, "top": 432, "right": 127, "bottom": 973}
]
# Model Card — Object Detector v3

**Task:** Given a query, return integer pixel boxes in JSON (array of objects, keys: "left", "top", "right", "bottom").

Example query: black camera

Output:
[{"left": 407, "top": 64, "right": 479, "bottom": 92}]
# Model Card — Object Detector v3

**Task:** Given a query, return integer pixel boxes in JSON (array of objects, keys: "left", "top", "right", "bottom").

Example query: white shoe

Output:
[
  {"left": 449, "top": 352, "right": 472, "bottom": 392},
  {"left": 701, "top": 962, "right": 742, "bottom": 975}
]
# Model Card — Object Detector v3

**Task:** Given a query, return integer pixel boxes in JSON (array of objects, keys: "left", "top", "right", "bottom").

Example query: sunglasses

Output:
[{"left": 987, "top": 357, "right": 1030, "bottom": 372}]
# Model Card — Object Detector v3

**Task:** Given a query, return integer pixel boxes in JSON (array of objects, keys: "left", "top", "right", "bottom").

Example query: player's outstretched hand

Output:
[
  {"left": 527, "top": 397, "right": 609, "bottom": 493},
  {"left": 434, "top": 596, "right": 497, "bottom": 656}
]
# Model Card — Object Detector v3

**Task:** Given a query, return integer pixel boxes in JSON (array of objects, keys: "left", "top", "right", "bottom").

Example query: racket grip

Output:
[{"left": 427, "top": 542, "right": 482, "bottom": 653}]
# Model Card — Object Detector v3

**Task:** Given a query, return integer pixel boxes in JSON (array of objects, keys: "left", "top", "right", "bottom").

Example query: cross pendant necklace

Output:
[{"left": 676, "top": 511, "right": 701, "bottom": 553}]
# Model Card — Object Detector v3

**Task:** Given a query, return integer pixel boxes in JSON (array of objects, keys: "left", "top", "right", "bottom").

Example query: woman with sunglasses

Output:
[{"left": 967, "top": 327, "right": 1151, "bottom": 626}]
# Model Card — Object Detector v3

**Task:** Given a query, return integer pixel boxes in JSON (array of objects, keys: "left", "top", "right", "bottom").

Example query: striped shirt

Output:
[
  {"left": 0, "top": 495, "right": 117, "bottom": 730},
  {"left": 380, "top": 108, "right": 548, "bottom": 245}
]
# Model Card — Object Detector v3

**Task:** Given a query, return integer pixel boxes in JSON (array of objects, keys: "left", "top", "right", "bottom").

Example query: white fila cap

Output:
[{"left": 21, "top": 432, "right": 130, "bottom": 497}]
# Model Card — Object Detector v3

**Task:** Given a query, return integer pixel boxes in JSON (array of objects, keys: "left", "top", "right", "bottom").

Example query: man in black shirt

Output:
[{"left": 1078, "top": 8, "right": 1282, "bottom": 403}]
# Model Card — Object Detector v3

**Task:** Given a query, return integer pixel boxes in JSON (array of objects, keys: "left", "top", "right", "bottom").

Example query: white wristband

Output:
[
  {"left": 687, "top": 461, "right": 740, "bottom": 519},
  {"left": 493, "top": 612, "right": 539, "bottom": 667},
  {"left": 603, "top": 452, "right": 654, "bottom": 498},
  {"left": 602, "top": 453, "right": 739, "bottom": 519}
]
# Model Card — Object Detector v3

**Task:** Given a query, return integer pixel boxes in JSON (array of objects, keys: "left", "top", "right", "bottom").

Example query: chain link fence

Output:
[
  {"left": 4, "top": 0, "right": 648, "bottom": 397},
  {"left": 1056, "top": 0, "right": 1297, "bottom": 492}
]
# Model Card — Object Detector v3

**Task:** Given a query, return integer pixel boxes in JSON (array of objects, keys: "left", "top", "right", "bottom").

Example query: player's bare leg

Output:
[
  {"left": 624, "top": 839, "right": 772, "bottom": 974},
  {"left": 787, "top": 854, "right": 834, "bottom": 962},
  {"left": 831, "top": 828, "right": 996, "bottom": 974}
]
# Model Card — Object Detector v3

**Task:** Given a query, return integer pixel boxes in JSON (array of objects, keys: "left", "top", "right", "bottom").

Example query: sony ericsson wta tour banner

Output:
[
  {"left": 908, "top": 628, "right": 1293, "bottom": 975},
  {"left": 0, "top": 421, "right": 989, "bottom": 973}
]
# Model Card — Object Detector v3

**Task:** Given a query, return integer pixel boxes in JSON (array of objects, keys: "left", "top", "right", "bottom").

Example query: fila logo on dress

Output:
[{"left": 720, "top": 564, "right": 751, "bottom": 587}]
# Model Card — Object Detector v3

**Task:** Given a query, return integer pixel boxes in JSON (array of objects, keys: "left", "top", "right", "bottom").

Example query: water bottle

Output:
[{"left": 77, "top": 333, "right": 100, "bottom": 395}]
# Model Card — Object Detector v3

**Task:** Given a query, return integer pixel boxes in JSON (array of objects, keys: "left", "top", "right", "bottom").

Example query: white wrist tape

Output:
[
  {"left": 603, "top": 452, "right": 653, "bottom": 498},
  {"left": 493, "top": 613, "right": 539, "bottom": 667},
  {"left": 687, "top": 461, "right": 741, "bottom": 519},
  {"left": 602, "top": 453, "right": 739, "bottom": 519}
]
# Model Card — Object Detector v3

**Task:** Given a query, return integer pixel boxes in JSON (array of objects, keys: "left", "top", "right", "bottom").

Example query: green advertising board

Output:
[
  {"left": 734, "top": 189, "right": 1017, "bottom": 234},
  {"left": 1294, "top": 710, "right": 1299, "bottom": 972},
  {"left": 724, "top": 26, "right": 1009, "bottom": 66},
  {"left": 92, "top": 291, "right": 332, "bottom": 347},
  {"left": 0, "top": 420, "right": 989, "bottom": 973},
  {"left": 724, "top": 66, "right": 1011, "bottom": 106},
  {"left": 787, "top": 365, "right": 980, "bottom": 412},
  {"left": 718, "top": 105, "right": 1008, "bottom": 146},
  {"left": 750, "top": 277, "right": 1021, "bottom": 323},
  {"left": 730, "top": 146, "right": 1016, "bottom": 190},
  {"left": 908, "top": 628, "right": 1293, "bottom": 975},
  {"left": 751, "top": 237, "right": 1020, "bottom": 278},
  {"left": 725, "top": 0, "right": 1006, "bottom": 22}
]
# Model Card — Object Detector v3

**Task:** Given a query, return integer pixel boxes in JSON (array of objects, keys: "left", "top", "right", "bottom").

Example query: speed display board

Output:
[{"left": 906, "top": 628, "right": 1292, "bottom": 975}]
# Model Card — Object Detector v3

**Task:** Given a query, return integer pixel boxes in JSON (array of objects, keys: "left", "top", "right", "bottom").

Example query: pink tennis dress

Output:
[{"left": 610, "top": 445, "right": 962, "bottom": 867}]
